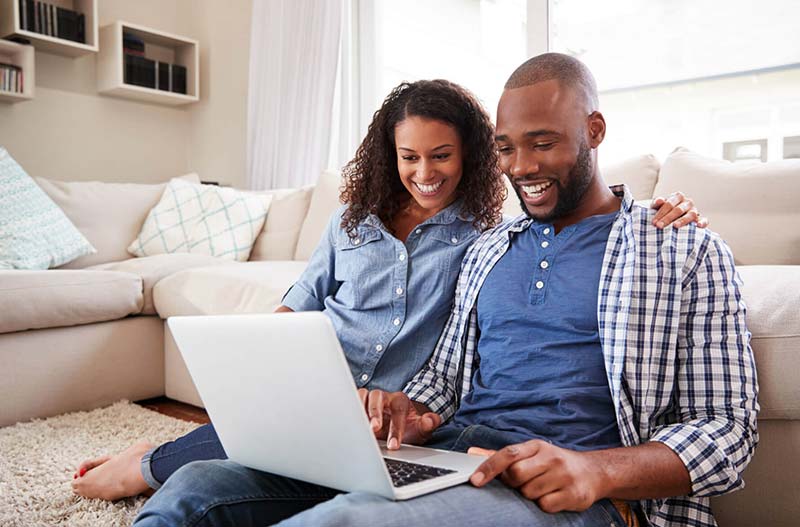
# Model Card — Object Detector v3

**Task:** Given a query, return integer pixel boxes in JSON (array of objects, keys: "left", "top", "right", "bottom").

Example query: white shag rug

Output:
[{"left": 0, "top": 401, "right": 201, "bottom": 527}]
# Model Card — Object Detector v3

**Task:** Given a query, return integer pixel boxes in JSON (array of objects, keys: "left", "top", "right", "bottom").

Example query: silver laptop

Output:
[{"left": 168, "top": 312, "right": 486, "bottom": 500}]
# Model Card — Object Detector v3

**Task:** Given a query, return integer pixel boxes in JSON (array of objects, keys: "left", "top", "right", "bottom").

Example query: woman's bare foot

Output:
[{"left": 71, "top": 441, "right": 155, "bottom": 500}]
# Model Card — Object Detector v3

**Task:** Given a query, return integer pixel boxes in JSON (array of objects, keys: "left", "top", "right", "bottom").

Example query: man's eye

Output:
[
  {"left": 496, "top": 146, "right": 513, "bottom": 155},
  {"left": 534, "top": 142, "right": 554, "bottom": 149}
]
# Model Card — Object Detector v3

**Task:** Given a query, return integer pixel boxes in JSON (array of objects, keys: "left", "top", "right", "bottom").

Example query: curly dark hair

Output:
[{"left": 340, "top": 79, "right": 505, "bottom": 236}]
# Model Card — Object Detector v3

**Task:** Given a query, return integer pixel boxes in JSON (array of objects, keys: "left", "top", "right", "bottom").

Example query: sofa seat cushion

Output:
[
  {"left": 737, "top": 266, "right": 800, "bottom": 420},
  {"left": 88, "top": 254, "right": 229, "bottom": 315},
  {"left": 0, "top": 270, "right": 143, "bottom": 333},
  {"left": 153, "top": 261, "right": 308, "bottom": 318}
]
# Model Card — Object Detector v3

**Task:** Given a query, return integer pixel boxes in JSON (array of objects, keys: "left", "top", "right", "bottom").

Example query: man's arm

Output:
[
  {"left": 469, "top": 441, "right": 690, "bottom": 513},
  {"left": 647, "top": 234, "right": 758, "bottom": 497}
]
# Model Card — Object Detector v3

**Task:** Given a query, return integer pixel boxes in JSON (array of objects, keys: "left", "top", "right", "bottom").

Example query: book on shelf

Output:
[
  {"left": 123, "top": 32, "right": 145, "bottom": 56},
  {"left": 124, "top": 54, "right": 156, "bottom": 89},
  {"left": 171, "top": 64, "right": 187, "bottom": 94},
  {"left": 0, "top": 63, "right": 24, "bottom": 94},
  {"left": 17, "top": 0, "right": 85, "bottom": 43}
]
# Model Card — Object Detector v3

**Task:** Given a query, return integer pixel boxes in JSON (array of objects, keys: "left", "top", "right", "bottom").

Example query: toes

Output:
[{"left": 76, "top": 455, "right": 112, "bottom": 477}]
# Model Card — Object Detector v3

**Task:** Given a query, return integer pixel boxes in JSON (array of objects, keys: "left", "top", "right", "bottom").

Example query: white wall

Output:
[{"left": 0, "top": 0, "right": 252, "bottom": 188}]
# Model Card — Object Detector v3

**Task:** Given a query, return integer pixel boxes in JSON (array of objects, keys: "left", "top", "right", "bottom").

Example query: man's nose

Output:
[{"left": 509, "top": 149, "right": 540, "bottom": 178}]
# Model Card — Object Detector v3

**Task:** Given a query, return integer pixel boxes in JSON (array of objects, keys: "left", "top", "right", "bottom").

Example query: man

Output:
[{"left": 134, "top": 53, "right": 758, "bottom": 527}]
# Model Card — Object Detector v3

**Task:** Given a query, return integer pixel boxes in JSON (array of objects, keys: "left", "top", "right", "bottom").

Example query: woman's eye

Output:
[
  {"left": 433, "top": 153, "right": 451, "bottom": 160},
  {"left": 401, "top": 155, "right": 418, "bottom": 161}
]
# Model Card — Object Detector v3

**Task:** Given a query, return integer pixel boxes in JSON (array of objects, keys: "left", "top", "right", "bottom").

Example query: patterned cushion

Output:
[
  {"left": 0, "top": 148, "right": 96, "bottom": 270},
  {"left": 128, "top": 179, "right": 272, "bottom": 261}
]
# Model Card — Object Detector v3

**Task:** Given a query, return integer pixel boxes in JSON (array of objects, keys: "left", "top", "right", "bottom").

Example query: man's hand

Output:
[
  {"left": 468, "top": 440, "right": 604, "bottom": 513},
  {"left": 357, "top": 389, "right": 442, "bottom": 450}
]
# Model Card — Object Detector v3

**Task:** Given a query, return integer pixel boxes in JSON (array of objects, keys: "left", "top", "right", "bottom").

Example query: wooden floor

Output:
[{"left": 136, "top": 396, "right": 211, "bottom": 424}]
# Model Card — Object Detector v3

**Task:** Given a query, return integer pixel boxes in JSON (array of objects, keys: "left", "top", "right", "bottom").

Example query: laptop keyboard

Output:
[{"left": 383, "top": 457, "right": 456, "bottom": 488}]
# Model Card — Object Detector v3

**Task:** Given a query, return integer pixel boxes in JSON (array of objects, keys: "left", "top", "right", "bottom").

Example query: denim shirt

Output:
[{"left": 282, "top": 201, "right": 480, "bottom": 392}]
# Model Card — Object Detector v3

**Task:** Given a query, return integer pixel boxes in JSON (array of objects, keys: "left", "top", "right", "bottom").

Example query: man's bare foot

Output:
[{"left": 71, "top": 441, "right": 155, "bottom": 500}]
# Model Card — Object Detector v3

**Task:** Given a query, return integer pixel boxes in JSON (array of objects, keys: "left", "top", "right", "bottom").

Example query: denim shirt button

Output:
[
  {"left": 398, "top": 253, "right": 406, "bottom": 261},
  {"left": 360, "top": 373, "right": 368, "bottom": 382},
  {"left": 396, "top": 287, "right": 403, "bottom": 296},
  {"left": 451, "top": 236, "right": 458, "bottom": 244},
  {"left": 353, "top": 238, "right": 361, "bottom": 245},
  {"left": 393, "top": 318, "right": 401, "bottom": 326},
  {"left": 375, "top": 344, "right": 383, "bottom": 352},
  {"left": 415, "top": 228, "right": 422, "bottom": 234}
]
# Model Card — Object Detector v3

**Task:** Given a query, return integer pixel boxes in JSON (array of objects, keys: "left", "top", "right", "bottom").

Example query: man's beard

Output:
[{"left": 515, "top": 142, "right": 594, "bottom": 223}]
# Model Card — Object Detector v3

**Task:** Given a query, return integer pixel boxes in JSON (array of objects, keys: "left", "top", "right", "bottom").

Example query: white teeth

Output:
[
  {"left": 521, "top": 181, "right": 553, "bottom": 196},
  {"left": 415, "top": 180, "right": 444, "bottom": 194}
]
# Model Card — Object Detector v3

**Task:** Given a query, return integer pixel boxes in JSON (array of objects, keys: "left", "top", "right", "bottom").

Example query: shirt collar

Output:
[{"left": 363, "top": 198, "right": 467, "bottom": 230}]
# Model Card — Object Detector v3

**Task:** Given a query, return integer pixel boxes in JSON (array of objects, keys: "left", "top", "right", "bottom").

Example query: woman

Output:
[{"left": 72, "top": 79, "right": 703, "bottom": 501}]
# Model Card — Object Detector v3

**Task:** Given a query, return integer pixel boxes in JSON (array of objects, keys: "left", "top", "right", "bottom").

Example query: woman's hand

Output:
[{"left": 651, "top": 191, "right": 709, "bottom": 229}]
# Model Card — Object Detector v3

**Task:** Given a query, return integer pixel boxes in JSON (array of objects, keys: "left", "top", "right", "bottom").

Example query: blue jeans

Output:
[
  {"left": 134, "top": 424, "right": 632, "bottom": 527},
  {"left": 141, "top": 423, "right": 227, "bottom": 490}
]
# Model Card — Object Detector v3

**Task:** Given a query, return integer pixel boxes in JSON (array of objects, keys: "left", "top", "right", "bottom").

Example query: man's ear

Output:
[{"left": 587, "top": 111, "right": 606, "bottom": 147}]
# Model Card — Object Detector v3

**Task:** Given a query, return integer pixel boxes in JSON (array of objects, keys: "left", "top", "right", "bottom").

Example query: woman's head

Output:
[{"left": 340, "top": 79, "right": 505, "bottom": 235}]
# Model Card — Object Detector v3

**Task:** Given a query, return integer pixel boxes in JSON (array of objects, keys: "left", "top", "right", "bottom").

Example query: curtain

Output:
[{"left": 246, "top": 0, "right": 342, "bottom": 190}]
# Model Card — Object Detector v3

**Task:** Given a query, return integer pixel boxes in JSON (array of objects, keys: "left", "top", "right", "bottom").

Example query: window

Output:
[
  {"left": 549, "top": 0, "right": 800, "bottom": 164},
  {"left": 367, "top": 0, "right": 527, "bottom": 124},
  {"left": 723, "top": 140, "right": 768, "bottom": 163},
  {"left": 784, "top": 136, "right": 800, "bottom": 160}
]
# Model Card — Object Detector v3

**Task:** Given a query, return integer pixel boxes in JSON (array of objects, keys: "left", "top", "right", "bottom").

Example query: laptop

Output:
[{"left": 168, "top": 312, "right": 486, "bottom": 500}]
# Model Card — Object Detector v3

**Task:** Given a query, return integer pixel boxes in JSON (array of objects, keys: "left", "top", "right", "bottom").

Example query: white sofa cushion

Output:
[
  {"left": 129, "top": 179, "right": 272, "bottom": 262},
  {"left": 0, "top": 148, "right": 95, "bottom": 270},
  {"left": 602, "top": 154, "right": 661, "bottom": 200},
  {"left": 654, "top": 148, "right": 800, "bottom": 265},
  {"left": 737, "top": 265, "right": 800, "bottom": 420},
  {"left": 250, "top": 186, "right": 315, "bottom": 261},
  {"left": 294, "top": 170, "right": 342, "bottom": 261},
  {"left": 153, "top": 261, "right": 308, "bottom": 318},
  {"left": 0, "top": 270, "right": 143, "bottom": 333},
  {"left": 88, "top": 254, "right": 227, "bottom": 315},
  {"left": 36, "top": 173, "right": 201, "bottom": 269}
]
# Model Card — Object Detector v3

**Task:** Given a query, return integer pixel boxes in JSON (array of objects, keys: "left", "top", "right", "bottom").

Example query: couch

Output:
[{"left": 1, "top": 149, "right": 798, "bottom": 526}]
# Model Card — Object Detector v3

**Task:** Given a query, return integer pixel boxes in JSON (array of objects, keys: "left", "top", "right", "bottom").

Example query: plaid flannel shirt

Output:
[{"left": 404, "top": 185, "right": 759, "bottom": 527}]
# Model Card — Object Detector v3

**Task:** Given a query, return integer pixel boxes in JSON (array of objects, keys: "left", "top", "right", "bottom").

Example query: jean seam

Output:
[
  {"left": 186, "top": 495, "right": 332, "bottom": 527},
  {"left": 151, "top": 440, "right": 222, "bottom": 463}
]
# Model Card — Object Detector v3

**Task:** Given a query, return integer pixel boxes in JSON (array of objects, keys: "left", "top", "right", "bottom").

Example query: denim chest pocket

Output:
[
  {"left": 426, "top": 229, "right": 473, "bottom": 274},
  {"left": 333, "top": 229, "right": 384, "bottom": 308}
]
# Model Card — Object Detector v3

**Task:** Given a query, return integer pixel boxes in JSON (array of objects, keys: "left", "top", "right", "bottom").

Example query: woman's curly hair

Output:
[{"left": 340, "top": 79, "right": 506, "bottom": 236}]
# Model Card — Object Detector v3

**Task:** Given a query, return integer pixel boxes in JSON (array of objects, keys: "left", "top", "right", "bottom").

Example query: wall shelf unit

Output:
[
  {"left": 0, "top": 38, "right": 34, "bottom": 102},
  {"left": 97, "top": 21, "right": 199, "bottom": 106},
  {"left": 0, "top": 0, "right": 98, "bottom": 57}
]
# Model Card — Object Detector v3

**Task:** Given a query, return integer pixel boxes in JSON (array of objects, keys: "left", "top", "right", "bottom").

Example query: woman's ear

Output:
[{"left": 587, "top": 111, "right": 606, "bottom": 148}]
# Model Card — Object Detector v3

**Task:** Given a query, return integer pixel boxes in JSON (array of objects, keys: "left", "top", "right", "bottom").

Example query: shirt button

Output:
[
  {"left": 543, "top": 228, "right": 551, "bottom": 235},
  {"left": 396, "top": 287, "right": 403, "bottom": 295},
  {"left": 360, "top": 373, "right": 368, "bottom": 382},
  {"left": 541, "top": 241, "right": 549, "bottom": 248},
  {"left": 353, "top": 238, "right": 361, "bottom": 245},
  {"left": 536, "top": 281, "right": 544, "bottom": 289},
  {"left": 375, "top": 344, "right": 383, "bottom": 352},
  {"left": 451, "top": 236, "right": 458, "bottom": 244},
  {"left": 415, "top": 229, "right": 422, "bottom": 234},
  {"left": 393, "top": 318, "right": 401, "bottom": 326},
  {"left": 540, "top": 260, "right": 549, "bottom": 269},
  {"left": 398, "top": 254, "right": 406, "bottom": 261}
]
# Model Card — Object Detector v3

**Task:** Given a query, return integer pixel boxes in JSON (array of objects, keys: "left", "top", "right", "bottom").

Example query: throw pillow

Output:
[
  {"left": 0, "top": 148, "right": 96, "bottom": 269},
  {"left": 128, "top": 178, "right": 272, "bottom": 261}
]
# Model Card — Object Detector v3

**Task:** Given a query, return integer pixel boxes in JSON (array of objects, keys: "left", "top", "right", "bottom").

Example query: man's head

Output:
[{"left": 496, "top": 53, "right": 608, "bottom": 225}]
